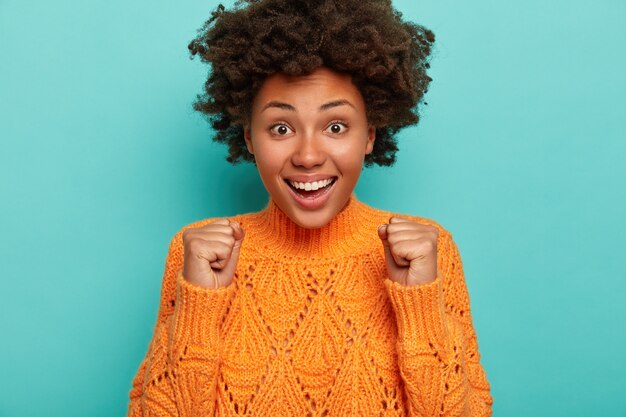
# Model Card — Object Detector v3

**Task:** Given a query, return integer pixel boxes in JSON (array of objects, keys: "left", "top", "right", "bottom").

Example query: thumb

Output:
[
  {"left": 377, "top": 224, "right": 394, "bottom": 263},
  {"left": 378, "top": 224, "right": 409, "bottom": 278},
  {"left": 227, "top": 221, "right": 245, "bottom": 266},
  {"left": 214, "top": 221, "right": 245, "bottom": 286},
  {"left": 230, "top": 221, "right": 245, "bottom": 257},
  {"left": 377, "top": 224, "right": 389, "bottom": 244}
]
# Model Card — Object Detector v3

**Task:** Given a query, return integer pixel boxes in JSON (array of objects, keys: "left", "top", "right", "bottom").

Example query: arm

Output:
[
  {"left": 384, "top": 231, "right": 493, "bottom": 417},
  {"left": 127, "top": 230, "right": 236, "bottom": 417}
]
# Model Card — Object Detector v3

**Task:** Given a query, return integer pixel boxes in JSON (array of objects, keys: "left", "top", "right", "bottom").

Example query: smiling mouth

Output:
[{"left": 284, "top": 177, "right": 337, "bottom": 199}]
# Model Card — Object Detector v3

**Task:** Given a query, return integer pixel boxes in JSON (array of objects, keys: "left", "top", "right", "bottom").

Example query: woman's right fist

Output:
[{"left": 181, "top": 219, "right": 245, "bottom": 289}]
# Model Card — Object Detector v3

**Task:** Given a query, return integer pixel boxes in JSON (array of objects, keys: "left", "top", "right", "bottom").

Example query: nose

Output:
[{"left": 290, "top": 134, "right": 326, "bottom": 169}]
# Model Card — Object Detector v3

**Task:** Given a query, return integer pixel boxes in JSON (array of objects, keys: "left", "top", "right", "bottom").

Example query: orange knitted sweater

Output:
[{"left": 128, "top": 195, "right": 493, "bottom": 416}]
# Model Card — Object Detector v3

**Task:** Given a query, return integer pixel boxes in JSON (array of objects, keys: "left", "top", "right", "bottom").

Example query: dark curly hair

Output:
[{"left": 188, "top": 0, "right": 435, "bottom": 166}]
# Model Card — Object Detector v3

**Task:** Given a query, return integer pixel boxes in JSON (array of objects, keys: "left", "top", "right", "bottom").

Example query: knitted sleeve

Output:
[
  {"left": 127, "top": 229, "right": 236, "bottom": 417},
  {"left": 383, "top": 230, "right": 493, "bottom": 417}
]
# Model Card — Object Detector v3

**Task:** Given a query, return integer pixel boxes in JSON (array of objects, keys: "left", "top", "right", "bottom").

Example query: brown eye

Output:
[
  {"left": 270, "top": 124, "right": 293, "bottom": 135},
  {"left": 326, "top": 122, "right": 347, "bottom": 134}
]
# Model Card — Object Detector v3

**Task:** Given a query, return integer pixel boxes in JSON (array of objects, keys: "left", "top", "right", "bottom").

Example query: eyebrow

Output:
[
  {"left": 261, "top": 99, "right": 355, "bottom": 112},
  {"left": 320, "top": 99, "right": 355, "bottom": 111},
  {"left": 261, "top": 101, "right": 296, "bottom": 112}
]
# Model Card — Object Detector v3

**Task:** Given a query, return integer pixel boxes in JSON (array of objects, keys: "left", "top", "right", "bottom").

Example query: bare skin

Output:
[
  {"left": 181, "top": 67, "right": 438, "bottom": 289},
  {"left": 378, "top": 218, "right": 439, "bottom": 286},
  {"left": 181, "top": 220, "right": 244, "bottom": 288},
  {"left": 181, "top": 216, "right": 438, "bottom": 289}
]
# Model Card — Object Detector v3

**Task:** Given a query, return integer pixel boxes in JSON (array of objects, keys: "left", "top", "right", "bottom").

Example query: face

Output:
[{"left": 244, "top": 67, "right": 375, "bottom": 229}]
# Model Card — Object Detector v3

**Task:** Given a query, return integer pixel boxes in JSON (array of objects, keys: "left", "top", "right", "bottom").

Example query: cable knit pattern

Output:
[{"left": 128, "top": 194, "right": 492, "bottom": 416}]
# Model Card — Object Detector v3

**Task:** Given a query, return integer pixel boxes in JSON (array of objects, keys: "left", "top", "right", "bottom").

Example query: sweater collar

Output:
[{"left": 247, "top": 193, "right": 380, "bottom": 258}]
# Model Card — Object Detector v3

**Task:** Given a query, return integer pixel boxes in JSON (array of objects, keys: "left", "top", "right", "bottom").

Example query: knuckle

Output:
[
  {"left": 215, "top": 242, "right": 233, "bottom": 257},
  {"left": 186, "top": 238, "right": 204, "bottom": 253},
  {"left": 390, "top": 240, "right": 404, "bottom": 252},
  {"left": 420, "top": 238, "right": 437, "bottom": 252},
  {"left": 212, "top": 244, "right": 226, "bottom": 257},
  {"left": 387, "top": 233, "right": 400, "bottom": 245},
  {"left": 211, "top": 223, "right": 234, "bottom": 235}
]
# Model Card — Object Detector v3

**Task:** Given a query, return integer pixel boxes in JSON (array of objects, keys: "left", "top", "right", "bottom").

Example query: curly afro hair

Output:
[{"left": 188, "top": 0, "right": 435, "bottom": 166}]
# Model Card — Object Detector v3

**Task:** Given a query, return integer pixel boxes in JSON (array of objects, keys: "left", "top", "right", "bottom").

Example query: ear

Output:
[
  {"left": 244, "top": 126, "right": 254, "bottom": 154},
  {"left": 365, "top": 126, "right": 376, "bottom": 155}
]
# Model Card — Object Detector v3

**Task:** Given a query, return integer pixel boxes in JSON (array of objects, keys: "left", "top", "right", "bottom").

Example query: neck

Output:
[{"left": 244, "top": 194, "right": 378, "bottom": 258}]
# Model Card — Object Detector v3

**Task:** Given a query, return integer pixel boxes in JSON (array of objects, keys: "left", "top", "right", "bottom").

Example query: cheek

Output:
[
  {"left": 254, "top": 145, "right": 287, "bottom": 178},
  {"left": 332, "top": 143, "right": 368, "bottom": 172}
]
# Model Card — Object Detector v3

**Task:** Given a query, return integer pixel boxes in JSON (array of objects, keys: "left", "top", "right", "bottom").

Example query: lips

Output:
[{"left": 283, "top": 176, "right": 338, "bottom": 210}]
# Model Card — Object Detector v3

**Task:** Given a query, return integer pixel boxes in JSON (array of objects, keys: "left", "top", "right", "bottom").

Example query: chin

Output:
[{"left": 288, "top": 209, "right": 334, "bottom": 229}]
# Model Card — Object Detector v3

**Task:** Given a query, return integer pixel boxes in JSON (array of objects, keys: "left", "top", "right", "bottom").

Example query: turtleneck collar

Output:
[{"left": 243, "top": 193, "right": 382, "bottom": 259}]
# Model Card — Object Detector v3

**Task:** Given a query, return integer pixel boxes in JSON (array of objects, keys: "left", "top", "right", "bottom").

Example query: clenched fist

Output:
[
  {"left": 182, "top": 219, "right": 245, "bottom": 289},
  {"left": 377, "top": 217, "right": 439, "bottom": 286}
]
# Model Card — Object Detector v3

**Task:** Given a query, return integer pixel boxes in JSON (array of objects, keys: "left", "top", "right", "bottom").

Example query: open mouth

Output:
[{"left": 284, "top": 177, "right": 337, "bottom": 199}]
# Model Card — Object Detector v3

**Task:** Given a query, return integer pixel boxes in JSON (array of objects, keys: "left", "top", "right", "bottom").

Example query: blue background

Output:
[{"left": 1, "top": 0, "right": 625, "bottom": 415}]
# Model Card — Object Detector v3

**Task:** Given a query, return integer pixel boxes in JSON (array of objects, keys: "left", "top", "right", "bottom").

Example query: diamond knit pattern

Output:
[{"left": 128, "top": 195, "right": 493, "bottom": 416}]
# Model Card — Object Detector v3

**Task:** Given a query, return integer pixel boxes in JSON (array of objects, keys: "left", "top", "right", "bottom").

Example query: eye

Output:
[
  {"left": 325, "top": 121, "right": 348, "bottom": 135},
  {"left": 269, "top": 123, "right": 293, "bottom": 136}
]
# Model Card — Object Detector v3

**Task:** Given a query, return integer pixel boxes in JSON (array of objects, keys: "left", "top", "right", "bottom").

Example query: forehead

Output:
[{"left": 252, "top": 67, "right": 365, "bottom": 110}]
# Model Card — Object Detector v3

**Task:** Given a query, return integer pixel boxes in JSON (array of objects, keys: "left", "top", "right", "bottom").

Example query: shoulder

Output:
[
  {"left": 361, "top": 201, "right": 459, "bottom": 267},
  {"left": 169, "top": 211, "right": 260, "bottom": 245},
  {"left": 362, "top": 199, "right": 453, "bottom": 238},
  {"left": 181, "top": 211, "right": 259, "bottom": 231}
]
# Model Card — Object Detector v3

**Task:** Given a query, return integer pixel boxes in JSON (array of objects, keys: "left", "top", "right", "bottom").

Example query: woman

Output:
[{"left": 128, "top": 0, "right": 493, "bottom": 415}]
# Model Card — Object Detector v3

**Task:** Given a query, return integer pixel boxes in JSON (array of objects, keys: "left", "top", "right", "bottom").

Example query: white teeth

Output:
[{"left": 288, "top": 178, "right": 334, "bottom": 190}]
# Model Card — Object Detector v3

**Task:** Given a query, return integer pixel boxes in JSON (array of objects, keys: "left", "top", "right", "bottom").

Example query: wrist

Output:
[{"left": 182, "top": 268, "right": 225, "bottom": 289}]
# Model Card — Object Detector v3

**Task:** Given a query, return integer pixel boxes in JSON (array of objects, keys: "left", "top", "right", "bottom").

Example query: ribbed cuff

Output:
[
  {"left": 384, "top": 276, "right": 449, "bottom": 350},
  {"left": 171, "top": 271, "right": 235, "bottom": 349}
]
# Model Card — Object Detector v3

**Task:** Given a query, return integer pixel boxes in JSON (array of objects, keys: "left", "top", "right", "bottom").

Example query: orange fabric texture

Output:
[{"left": 128, "top": 195, "right": 493, "bottom": 416}]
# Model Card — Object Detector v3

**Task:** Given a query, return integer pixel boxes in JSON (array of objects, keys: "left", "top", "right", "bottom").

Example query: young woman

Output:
[{"left": 128, "top": 1, "right": 493, "bottom": 415}]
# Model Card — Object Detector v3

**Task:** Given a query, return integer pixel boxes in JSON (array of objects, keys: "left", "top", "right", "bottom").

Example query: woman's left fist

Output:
[{"left": 377, "top": 217, "right": 439, "bottom": 286}]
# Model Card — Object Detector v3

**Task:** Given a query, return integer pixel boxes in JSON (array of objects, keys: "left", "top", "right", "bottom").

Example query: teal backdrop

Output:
[{"left": 1, "top": 0, "right": 625, "bottom": 415}]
